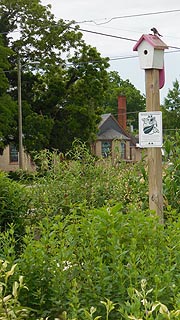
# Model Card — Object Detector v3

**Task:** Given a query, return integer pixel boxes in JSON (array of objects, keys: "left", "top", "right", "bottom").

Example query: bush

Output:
[
  {"left": 0, "top": 172, "right": 30, "bottom": 243},
  {"left": 16, "top": 204, "right": 180, "bottom": 319},
  {"left": 0, "top": 141, "right": 180, "bottom": 319},
  {"left": 27, "top": 144, "right": 149, "bottom": 223},
  {"left": 163, "top": 132, "right": 180, "bottom": 215},
  {"left": 8, "top": 170, "right": 37, "bottom": 183},
  {"left": 0, "top": 259, "right": 30, "bottom": 319}
]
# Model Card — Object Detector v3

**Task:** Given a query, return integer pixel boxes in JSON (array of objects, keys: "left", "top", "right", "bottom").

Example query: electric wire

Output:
[
  {"left": 73, "top": 9, "right": 180, "bottom": 25},
  {"left": 1, "top": 47, "right": 180, "bottom": 75},
  {"left": 2, "top": 26, "right": 180, "bottom": 50},
  {"left": 71, "top": 27, "right": 180, "bottom": 50},
  {"left": 72, "top": 27, "right": 137, "bottom": 42}
]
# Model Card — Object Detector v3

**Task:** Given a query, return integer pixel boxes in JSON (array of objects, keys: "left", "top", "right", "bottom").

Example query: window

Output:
[
  {"left": 9, "top": 144, "right": 18, "bottom": 163},
  {"left": 101, "top": 141, "right": 111, "bottom": 158},
  {"left": 120, "top": 142, "right": 126, "bottom": 159}
]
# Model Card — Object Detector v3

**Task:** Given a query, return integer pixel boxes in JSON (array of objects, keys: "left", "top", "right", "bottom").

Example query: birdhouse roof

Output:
[{"left": 133, "top": 34, "right": 169, "bottom": 51}]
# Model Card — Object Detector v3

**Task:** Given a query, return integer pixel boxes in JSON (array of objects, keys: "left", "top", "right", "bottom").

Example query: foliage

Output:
[
  {"left": 0, "top": 142, "right": 180, "bottom": 319},
  {"left": 0, "top": 95, "right": 17, "bottom": 154},
  {"left": 103, "top": 71, "right": 146, "bottom": 129},
  {"left": 27, "top": 141, "right": 148, "bottom": 220},
  {"left": 162, "top": 79, "right": 180, "bottom": 133},
  {"left": 0, "top": 0, "right": 110, "bottom": 154},
  {"left": 0, "top": 259, "right": 30, "bottom": 319},
  {"left": 0, "top": 257, "right": 179, "bottom": 320},
  {"left": 163, "top": 132, "right": 180, "bottom": 215},
  {"left": 0, "top": 36, "right": 17, "bottom": 154},
  {"left": 23, "top": 113, "right": 54, "bottom": 153},
  {"left": 0, "top": 36, "right": 11, "bottom": 94},
  {"left": 0, "top": 172, "right": 30, "bottom": 241},
  {"left": 10, "top": 204, "right": 180, "bottom": 319},
  {"left": 119, "top": 278, "right": 180, "bottom": 319},
  {"left": 0, "top": 1, "right": 147, "bottom": 155}
]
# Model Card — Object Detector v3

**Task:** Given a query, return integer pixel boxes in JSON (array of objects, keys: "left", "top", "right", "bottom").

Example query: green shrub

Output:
[
  {"left": 0, "top": 172, "right": 30, "bottom": 244},
  {"left": 8, "top": 170, "right": 37, "bottom": 183},
  {"left": 0, "top": 259, "right": 30, "bottom": 319},
  {"left": 1, "top": 140, "right": 180, "bottom": 319},
  {"left": 27, "top": 144, "right": 149, "bottom": 223},
  {"left": 17, "top": 204, "right": 180, "bottom": 319},
  {"left": 163, "top": 132, "right": 180, "bottom": 215}
]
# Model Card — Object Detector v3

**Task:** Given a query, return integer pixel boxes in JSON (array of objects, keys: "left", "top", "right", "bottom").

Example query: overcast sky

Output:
[{"left": 41, "top": 0, "right": 180, "bottom": 103}]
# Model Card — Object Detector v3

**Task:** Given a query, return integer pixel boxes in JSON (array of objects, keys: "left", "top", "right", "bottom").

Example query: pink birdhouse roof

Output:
[{"left": 133, "top": 34, "right": 169, "bottom": 51}]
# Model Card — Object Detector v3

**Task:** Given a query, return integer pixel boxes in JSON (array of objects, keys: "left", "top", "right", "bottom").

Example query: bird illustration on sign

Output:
[{"left": 142, "top": 114, "right": 159, "bottom": 135}]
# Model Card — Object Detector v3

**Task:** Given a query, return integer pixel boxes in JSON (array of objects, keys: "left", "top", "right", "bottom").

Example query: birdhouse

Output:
[{"left": 133, "top": 34, "right": 168, "bottom": 69}]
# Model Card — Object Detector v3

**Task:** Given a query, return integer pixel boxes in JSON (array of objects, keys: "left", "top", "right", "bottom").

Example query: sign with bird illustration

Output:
[{"left": 139, "top": 111, "right": 162, "bottom": 147}]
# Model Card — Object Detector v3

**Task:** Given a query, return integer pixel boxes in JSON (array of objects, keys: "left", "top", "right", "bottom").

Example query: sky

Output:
[{"left": 41, "top": 0, "right": 180, "bottom": 103}]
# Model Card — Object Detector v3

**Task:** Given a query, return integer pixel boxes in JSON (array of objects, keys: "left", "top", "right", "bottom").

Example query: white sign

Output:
[{"left": 139, "top": 111, "right": 162, "bottom": 148}]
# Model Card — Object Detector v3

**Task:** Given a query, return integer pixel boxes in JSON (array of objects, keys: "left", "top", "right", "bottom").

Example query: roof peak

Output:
[{"left": 133, "top": 34, "right": 169, "bottom": 51}]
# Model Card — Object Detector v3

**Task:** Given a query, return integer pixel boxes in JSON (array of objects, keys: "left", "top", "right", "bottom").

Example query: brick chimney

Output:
[{"left": 118, "top": 95, "right": 127, "bottom": 130}]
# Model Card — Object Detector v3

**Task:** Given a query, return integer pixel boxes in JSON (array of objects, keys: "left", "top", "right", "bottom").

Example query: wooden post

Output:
[{"left": 145, "top": 69, "right": 163, "bottom": 223}]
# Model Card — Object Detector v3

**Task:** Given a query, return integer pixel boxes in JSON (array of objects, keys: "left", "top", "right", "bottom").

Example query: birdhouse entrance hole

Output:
[{"left": 144, "top": 50, "right": 148, "bottom": 55}]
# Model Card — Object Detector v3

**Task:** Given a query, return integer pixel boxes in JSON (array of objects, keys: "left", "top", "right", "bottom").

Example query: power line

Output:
[
  {"left": 0, "top": 25, "right": 138, "bottom": 42},
  {"left": 1, "top": 48, "right": 180, "bottom": 74},
  {"left": 0, "top": 7, "right": 180, "bottom": 49},
  {"left": 71, "top": 27, "right": 137, "bottom": 42},
  {"left": 70, "top": 27, "right": 180, "bottom": 50},
  {"left": 74, "top": 9, "right": 180, "bottom": 25},
  {"left": 166, "top": 49, "right": 180, "bottom": 53},
  {"left": 1, "top": 16, "right": 180, "bottom": 50}
]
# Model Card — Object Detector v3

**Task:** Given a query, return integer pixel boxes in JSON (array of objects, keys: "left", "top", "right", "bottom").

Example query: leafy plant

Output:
[
  {"left": 119, "top": 279, "right": 180, "bottom": 320},
  {"left": 0, "top": 260, "right": 29, "bottom": 319},
  {"left": 163, "top": 132, "right": 180, "bottom": 215},
  {"left": 14, "top": 203, "right": 179, "bottom": 319},
  {"left": 0, "top": 172, "right": 30, "bottom": 243},
  {"left": 0, "top": 142, "right": 180, "bottom": 319}
]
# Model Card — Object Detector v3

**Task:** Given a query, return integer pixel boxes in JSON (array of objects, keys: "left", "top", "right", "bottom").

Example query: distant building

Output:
[
  {"left": 92, "top": 96, "right": 141, "bottom": 162},
  {"left": 0, "top": 96, "right": 141, "bottom": 171},
  {"left": 0, "top": 144, "right": 35, "bottom": 171}
]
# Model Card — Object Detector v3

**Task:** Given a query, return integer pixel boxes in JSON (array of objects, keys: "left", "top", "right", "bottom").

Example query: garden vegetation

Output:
[{"left": 0, "top": 136, "right": 180, "bottom": 319}]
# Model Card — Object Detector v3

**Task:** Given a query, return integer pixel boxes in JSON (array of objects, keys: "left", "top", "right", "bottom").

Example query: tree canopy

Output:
[
  {"left": 0, "top": 0, "right": 110, "bottom": 154},
  {"left": 161, "top": 79, "right": 180, "bottom": 135},
  {"left": 0, "top": 35, "right": 17, "bottom": 154},
  {"left": 0, "top": 0, "right": 147, "bottom": 156},
  {"left": 102, "top": 71, "right": 146, "bottom": 130}
]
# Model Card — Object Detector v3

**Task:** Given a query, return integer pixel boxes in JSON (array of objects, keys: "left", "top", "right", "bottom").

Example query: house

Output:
[
  {"left": 0, "top": 144, "right": 35, "bottom": 171},
  {"left": 0, "top": 96, "right": 141, "bottom": 171},
  {"left": 92, "top": 96, "right": 141, "bottom": 162}
]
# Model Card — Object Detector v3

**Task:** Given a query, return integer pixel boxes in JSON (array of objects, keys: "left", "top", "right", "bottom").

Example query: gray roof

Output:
[
  {"left": 98, "top": 128, "right": 130, "bottom": 141},
  {"left": 98, "top": 113, "right": 112, "bottom": 128},
  {"left": 98, "top": 113, "right": 130, "bottom": 141},
  {"left": 97, "top": 113, "right": 138, "bottom": 147}
]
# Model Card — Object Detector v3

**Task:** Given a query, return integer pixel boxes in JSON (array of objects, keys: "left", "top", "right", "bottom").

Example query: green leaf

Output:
[
  {"left": 5, "top": 263, "right": 17, "bottom": 283},
  {"left": 12, "top": 281, "right": 19, "bottom": 298}
]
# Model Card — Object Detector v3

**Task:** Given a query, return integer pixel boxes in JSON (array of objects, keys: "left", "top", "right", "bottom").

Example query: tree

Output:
[
  {"left": 103, "top": 71, "right": 146, "bottom": 130},
  {"left": 0, "top": 0, "right": 110, "bottom": 154},
  {"left": 162, "top": 79, "right": 180, "bottom": 134},
  {"left": 34, "top": 45, "right": 109, "bottom": 153},
  {"left": 0, "top": 35, "right": 17, "bottom": 154}
]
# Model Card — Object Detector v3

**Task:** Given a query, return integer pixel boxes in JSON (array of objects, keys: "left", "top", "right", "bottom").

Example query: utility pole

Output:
[
  {"left": 145, "top": 69, "right": 163, "bottom": 223},
  {"left": 133, "top": 33, "right": 168, "bottom": 224},
  {"left": 18, "top": 56, "right": 24, "bottom": 170}
]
